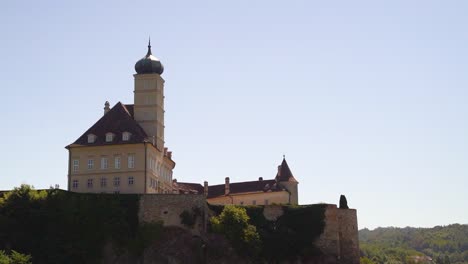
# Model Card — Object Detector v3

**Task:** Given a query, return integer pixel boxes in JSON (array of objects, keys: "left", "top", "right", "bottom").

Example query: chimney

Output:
[
  {"left": 167, "top": 151, "right": 172, "bottom": 159},
  {"left": 225, "top": 177, "right": 230, "bottom": 195},
  {"left": 259, "top": 177, "right": 263, "bottom": 181},
  {"left": 104, "top": 101, "right": 110, "bottom": 115},
  {"left": 204, "top": 181, "right": 208, "bottom": 197}
]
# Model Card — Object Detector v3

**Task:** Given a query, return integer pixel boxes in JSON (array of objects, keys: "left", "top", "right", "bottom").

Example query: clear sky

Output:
[{"left": 1, "top": 0, "right": 467, "bottom": 229}]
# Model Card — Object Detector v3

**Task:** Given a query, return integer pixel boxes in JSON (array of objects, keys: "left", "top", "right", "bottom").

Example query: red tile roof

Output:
[
  {"left": 206, "top": 179, "right": 281, "bottom": 198},
  {"left": 67, "top": 102, "right": 148, "bottom": 147},
  {"left": 173, "top": 181, "right": 204, "bottom": 194}
]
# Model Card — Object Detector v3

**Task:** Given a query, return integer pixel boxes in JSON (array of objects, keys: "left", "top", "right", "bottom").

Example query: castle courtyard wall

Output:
[{"left": 138, "top": 194, "right": 207, "bottom": 234}]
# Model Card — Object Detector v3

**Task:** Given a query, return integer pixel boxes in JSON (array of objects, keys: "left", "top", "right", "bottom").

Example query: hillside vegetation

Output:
[{"left": 359, "top": 225, "right": 468, "bottom": 264}]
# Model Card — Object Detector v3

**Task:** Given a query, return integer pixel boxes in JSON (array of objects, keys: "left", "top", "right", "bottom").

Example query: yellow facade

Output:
[
  {"left": 67, "top": 44, "right": 175, "bottom": 194},
  {"left": 207, "top": 190, "right": 291, "bottom": 206},
  {"left": 68, "top": 143, "right": 174, "bottom": 194}
]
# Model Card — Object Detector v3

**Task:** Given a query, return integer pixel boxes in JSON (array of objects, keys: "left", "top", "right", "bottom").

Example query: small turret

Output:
[{"left": 275, "top": 156, "right": 299, "bottom": 205}]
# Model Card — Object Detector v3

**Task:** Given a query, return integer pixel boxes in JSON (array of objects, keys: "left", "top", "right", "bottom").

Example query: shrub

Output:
[{"left": 210, "top": 205, "right": 261, "bottom": 257}]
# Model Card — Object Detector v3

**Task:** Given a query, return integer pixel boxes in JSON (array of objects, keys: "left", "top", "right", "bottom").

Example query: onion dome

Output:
[{"left": 135, "top": 38, "right": 164, "bottom": 75}]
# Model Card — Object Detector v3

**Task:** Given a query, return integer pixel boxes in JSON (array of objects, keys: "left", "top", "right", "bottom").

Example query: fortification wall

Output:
[
  {"left": 138, "top": 194, "right": 207, "bottom": 234},
  {"left": 138, "top": 194, "right": 359, "bottom": 263},
  {"left": 337, "top": 208, "right": 360, "bottom": 264},
  {"left": 315, "top": 205, "right": 340, "bottom": 260},
  {"left": 315, "top": 205, "right": 360, "bottom": 264}
]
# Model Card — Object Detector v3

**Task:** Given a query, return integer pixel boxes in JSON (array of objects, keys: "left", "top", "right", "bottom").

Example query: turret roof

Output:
[{"left": 275, "top": 158, "right": 298, "bottom": 182}]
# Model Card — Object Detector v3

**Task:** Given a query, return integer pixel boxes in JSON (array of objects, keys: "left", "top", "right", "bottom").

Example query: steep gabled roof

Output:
[
  {"left": 68, "top": 102, "right": 147, "bottom": 147},
  {"left": 275, "top": 158, "right": 298, "bottom": 182},
  {"left": 207, "top": 179, "right": 280, "bottom": 198}
]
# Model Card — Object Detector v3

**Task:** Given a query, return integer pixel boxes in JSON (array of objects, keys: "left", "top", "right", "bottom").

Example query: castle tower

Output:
[
  {"left": 275, "top": 157, "right": 299, "bottom": 205},
  {"left": 133, "top": 39, "right": 165, "bottom": 150},
  {"left": 66, "top": 40, "right": 175, "bottom": 195}
]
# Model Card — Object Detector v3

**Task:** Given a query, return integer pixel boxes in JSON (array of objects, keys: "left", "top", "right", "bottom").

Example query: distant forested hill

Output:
[{"left": 359, "top": 224, "right": 468, "bottom": 264}]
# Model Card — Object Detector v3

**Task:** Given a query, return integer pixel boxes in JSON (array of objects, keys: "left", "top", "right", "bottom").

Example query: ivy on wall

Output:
[
  {"left": 208, "top": 203, "right": 327, "bottom": 261},
  {"left": 0, "top": 185, "right": 153, "bottom": 264}
]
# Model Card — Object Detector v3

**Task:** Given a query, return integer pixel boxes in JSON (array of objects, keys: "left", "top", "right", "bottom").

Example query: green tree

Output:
[
  {"left": 0, "top": 250, "right": 32, "bottom": 264},
  {"left": 210, "top": 205, "right": 261, "bottom": 256}
]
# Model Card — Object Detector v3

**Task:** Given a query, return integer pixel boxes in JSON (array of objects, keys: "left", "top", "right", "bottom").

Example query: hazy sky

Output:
[{"left": 1, "top": 1, "right": 467, "bottom": 229}]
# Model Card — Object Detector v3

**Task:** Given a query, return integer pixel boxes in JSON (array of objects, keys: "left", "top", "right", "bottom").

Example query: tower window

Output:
[
  {"left": 72, "top": 159, "right": 79, "bottom": 172},
  {"left": 87, "top": 134, "right": 96, "bottom": 143},
  {"left": 87, "top": 179, "right": 93, "bottom": 188},
  {"left": 122, "top": 132, "right": 131, "bottom": 141},
  {"left": 114, "top": 177, "right": 120, "bottom": 187},
  {"left": 100, "top": 177, "right": 107, "bottom": 187},
  {"left": 114, "top": 156, "right": 121, "bottom": 169},
  {"left": 101, "top": 157, "right": 108, "bottom": 169},
  {"left": 128, "top": 154, "right": 135, "bottom": 168}
]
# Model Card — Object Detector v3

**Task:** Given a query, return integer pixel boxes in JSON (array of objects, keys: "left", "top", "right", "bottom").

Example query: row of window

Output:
[
  {"left": 72, "top": 154, "right": 135, "bottom": 172},
  {"left": 87, "top": 132, "right": 131, "bottom": 143},
  {"left": 148, "top": 157, "right": 172, "bottom": 182},
  {"left": 72, "top": 176, "right": 134, "bottom": 189}
]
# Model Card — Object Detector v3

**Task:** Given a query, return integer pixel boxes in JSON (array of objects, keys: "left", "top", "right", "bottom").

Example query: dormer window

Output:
[
  {"left": 87, "top": 134, "right": 96, "bottom": 143},
  {"left": 122, "top": 132, "right": 131, "bottom": 141},
  {"left": 105, "top": 133, "right": 114, "bottom": 142}
]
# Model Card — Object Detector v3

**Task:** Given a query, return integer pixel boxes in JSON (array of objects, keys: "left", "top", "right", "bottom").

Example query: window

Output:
[
  {"left": 128, "top": 154, "right": 135, "bottom": 168},
  {"left": 101, "top": 157, "right": 108, "bottom": 169},
  {"left": 122, "top": 132, "right": 131, "bottom": 141},
  {"left": 87, "top": 179, "right": 93, "bottom": 188},
  {"left": 87, "top": 159, "right": 94, "bottom": 170},
  {"left": 72, "top": 159, "right": 79, "bottom": 172},
  {"left": 87, "top": 134, "right": 96, "bottom": 143},
  {"left": 100, "top": 177, "right": 107, "bottom": 187},
  {"left": 72, "top": 180, "right": 79, "bottom": 189},
  {"left": 265, "top": 199, "right": 269, "bottom": 205},
  {"left": 114, "top": 156, "right": 121, "bottom": 169},
  {"left": 252, "top": 200, "right": 256, "bottom": 205},
  {"left": 240, "top": 201, "right": 244, "bottom": 205},
  {"left": 128, "top": 176, "right": 134, "bottom": 185},
  {"left": 105, "top": 133, "right": 114, "bottom": 142},
  {"left": 114, "top": 177, "right": 120, "bottom": 187}
]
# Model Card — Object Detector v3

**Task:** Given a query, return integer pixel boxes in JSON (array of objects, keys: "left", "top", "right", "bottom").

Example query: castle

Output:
[
  {"left": 66, "top": 41, "right": 298, "bottom": 206},
  {"left": 65, "top": 42, "right": 360, "bottom": 263}
]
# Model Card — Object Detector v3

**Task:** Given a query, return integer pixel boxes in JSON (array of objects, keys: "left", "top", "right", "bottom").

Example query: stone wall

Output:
[
  {"left": 138, "top": 194, "right": 207, "bottom": 234},
  {"left": 315, "top": 204, "right": 360, "bottom": 264},
  {"left": 138, "top": 195, "right": 360, "bottom": 263},
  {"left": 337, "top": 208, "right": 360, "bottom": 264}
]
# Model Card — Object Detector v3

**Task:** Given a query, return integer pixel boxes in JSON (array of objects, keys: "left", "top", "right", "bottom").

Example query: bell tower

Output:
[{"left": 133, "top": 39, "right": 165, "bottom": 150}]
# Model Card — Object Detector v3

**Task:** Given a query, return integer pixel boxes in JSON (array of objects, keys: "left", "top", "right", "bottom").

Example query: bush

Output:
[
  {"left": 210, "top": 205, "right": 261, "bottom": 257},
  {"left": 0, "top": 250, "right": 32, "bottom": 264}
]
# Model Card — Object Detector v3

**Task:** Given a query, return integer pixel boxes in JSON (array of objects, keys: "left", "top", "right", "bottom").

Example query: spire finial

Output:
[
  {"left": 283, "top": 154, "right": 285, "bottom": 159},
  {"left": 146, "top": 36, "right": 152, "bottom": 56}
]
